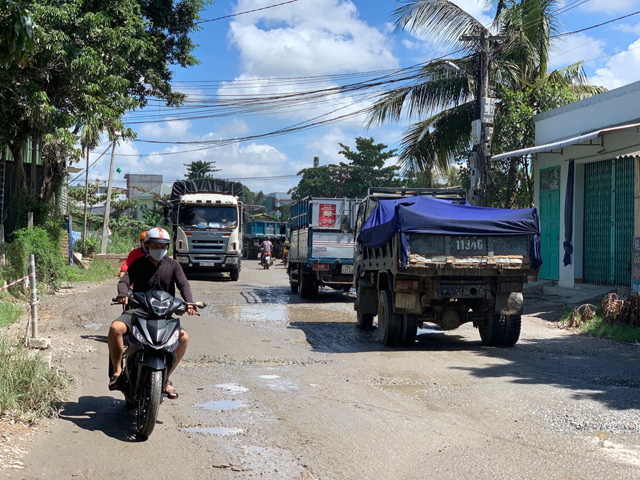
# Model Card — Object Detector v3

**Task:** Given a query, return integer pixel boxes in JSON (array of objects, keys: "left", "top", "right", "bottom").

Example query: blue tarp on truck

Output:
[{"left": 357, "top": 195, "right": 542, "bottom": 268}]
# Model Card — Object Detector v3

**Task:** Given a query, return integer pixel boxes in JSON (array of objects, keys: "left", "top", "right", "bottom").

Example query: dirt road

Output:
[{"left": 4, "top": 259, "right": 640, "bottom": 479}]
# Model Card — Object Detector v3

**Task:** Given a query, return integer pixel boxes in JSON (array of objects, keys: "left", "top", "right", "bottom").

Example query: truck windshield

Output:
[{"left": 179, "top": 205, "right": 237, "bottom": 230}]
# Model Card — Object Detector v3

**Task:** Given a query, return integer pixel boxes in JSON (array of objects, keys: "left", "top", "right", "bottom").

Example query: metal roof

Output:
[{"left": 490, "top": 122, "right": 640, "bottom": 161}]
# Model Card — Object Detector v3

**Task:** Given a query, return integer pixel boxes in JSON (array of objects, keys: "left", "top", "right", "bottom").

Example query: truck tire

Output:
[
  {"left": 399, "top": 314, "right": 418, "bottom": 346},
  {"left": 230, "top": 269, "right": 239, "bottom": 281},
  {"left": 356, "top": 311, "right": 374, "bottom": 330},
  {"left": 479, "top": 314, "right": 521, "bottom": 347},
  {"left": 290, "top": 279, "right": 299, "bottom": 293},
  {"left": 377, "top": 290, "right": 401, "bottom": 347},
  {"left": 300, "top": 272, "right": 318, "bottom": 299}
]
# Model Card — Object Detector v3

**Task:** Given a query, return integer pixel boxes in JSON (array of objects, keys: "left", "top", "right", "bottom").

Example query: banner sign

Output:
[{"left": 318, "top": 203, "right": 336, "bottom": 228}]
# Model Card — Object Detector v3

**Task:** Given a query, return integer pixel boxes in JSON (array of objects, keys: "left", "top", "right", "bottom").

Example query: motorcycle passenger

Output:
[
  {"left": 118, "top": 230, "right": 148, "bottom": 278},
  {"left": 108, "top": 227, "right": 197, "bottom": 399},
  {"left": 261, "top": 236, "right": 273, "bottom": 265}
]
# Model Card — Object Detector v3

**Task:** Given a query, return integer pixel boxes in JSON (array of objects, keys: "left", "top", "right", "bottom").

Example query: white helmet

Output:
[{"left": 145, "top": 227, "right": 171, "bottom": 245}]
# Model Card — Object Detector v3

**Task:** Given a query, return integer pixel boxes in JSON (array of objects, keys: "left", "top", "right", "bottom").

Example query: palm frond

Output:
[
  {"left": 397, "top": 101, "right": 475, "bottom": 174},
  {"left": 392, "top": 0, "right": 486, "bottom": 51}
]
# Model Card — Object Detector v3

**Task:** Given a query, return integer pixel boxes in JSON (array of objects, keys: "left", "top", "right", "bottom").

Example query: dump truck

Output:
[
  {"left": 243, "top": 213, "right": 287, "bottom": 260},
  {"left": 353, "top": 187, "right": 541, "bottom": 347},
  {"left": 288, "top": 197, "right": 358, "bottom": 298},
  {"left": 167, "top": 178, "right": 243, "bottom": 281}
]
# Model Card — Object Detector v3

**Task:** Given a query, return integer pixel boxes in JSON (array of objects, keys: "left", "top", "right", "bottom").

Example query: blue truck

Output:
[
  {"left": 288, "top": 197, "right": 358, "bottom": 298},
  {"left": 243, "top": 213, "right": 287, "bottom": 260}
]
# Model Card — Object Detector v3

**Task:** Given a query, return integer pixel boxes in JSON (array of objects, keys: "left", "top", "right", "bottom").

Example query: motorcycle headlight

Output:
[
  {"left": 167, "top": 329, "right": 181, "bottom": 350},
  {"left": 132, "top": 326, "right": 149, "bottom": 346},
  {"left": 149, "top": 297, "right": 171, "bottom": 317}
]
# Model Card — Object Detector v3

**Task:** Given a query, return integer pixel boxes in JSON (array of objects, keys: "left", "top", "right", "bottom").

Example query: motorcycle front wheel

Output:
[{"left": 136, "top": 370, "right": 163, "bottom": 440}]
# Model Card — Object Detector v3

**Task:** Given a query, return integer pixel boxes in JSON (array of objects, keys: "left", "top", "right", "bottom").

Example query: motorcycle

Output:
[
  {"left": 110, "top": 290, "right": 206, "bottom": 439},
  {"left": 261, "top": 251, "right": 273, "bottom": 269}
]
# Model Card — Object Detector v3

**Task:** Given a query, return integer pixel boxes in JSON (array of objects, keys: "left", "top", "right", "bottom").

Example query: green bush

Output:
[
  {"left": 0, "top": 336, "right": 72, "bottom": 421},
  {"left": 6, "top": 226, "right": 65, "bottom": 291},
  {"left": 0, "top": 299, "right": 23, "bottom": 327},
  {"left": 61, "top": 258, "right": 118, "bottom": 283}
]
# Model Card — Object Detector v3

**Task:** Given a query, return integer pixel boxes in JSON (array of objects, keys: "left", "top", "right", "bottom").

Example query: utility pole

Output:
[
  {"left": 100, "top": 133, "right": 118, "bottom": 255},
  {"left": 461, "top": 30, "right": 503, "bottom": 207},
  {"left": 82, "top": 146, "right": 90, "bottom": 247}
]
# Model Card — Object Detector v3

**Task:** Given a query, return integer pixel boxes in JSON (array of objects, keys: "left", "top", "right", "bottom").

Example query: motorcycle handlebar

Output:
[{"left": 111, "top": 297, "right": 207, "bottom": 309}]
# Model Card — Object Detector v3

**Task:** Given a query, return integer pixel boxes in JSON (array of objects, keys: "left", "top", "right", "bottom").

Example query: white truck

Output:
[{"left": 168, "top": 179, "right": 243, "bottom": 281}]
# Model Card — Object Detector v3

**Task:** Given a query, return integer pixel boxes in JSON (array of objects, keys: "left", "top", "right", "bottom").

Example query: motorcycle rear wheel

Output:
[{"left": 137, "top": 370, "right": 162, "bottom": 440}]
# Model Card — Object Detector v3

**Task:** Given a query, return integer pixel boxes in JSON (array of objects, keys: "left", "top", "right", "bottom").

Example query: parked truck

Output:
[
  {"left": 243, "top": 213, "right": 287, "bottom": 260},
  {"left": 168, "top": 178, "right": 244, "bottom": 281},
  {"left": 354, "top": 187, "right": 541, "bottom": 347},
  {"left": 288, "top": 197, "right": 358, "bottom": 298}
]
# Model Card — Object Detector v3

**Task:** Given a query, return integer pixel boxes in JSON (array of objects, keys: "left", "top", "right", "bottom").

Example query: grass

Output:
[
  {"left": 60, "top": 258, "right": 119, "bottom": 283},
  {"left": 0, "top": 336, "right": 72, "bottom": 421},
  {"left": 560, "top": 308, "right": 640, "bottom": 343},
  {"left": 0, "top": 299, "right": 23, "bottom": 327}
]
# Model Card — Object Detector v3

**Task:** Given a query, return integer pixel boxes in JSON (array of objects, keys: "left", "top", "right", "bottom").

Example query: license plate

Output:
[
  {"left": 341, "top": 264, "right": 354, "bottom": 274},
  {"left": 199, "top": 262, "right": 218, "bottom": 267}
]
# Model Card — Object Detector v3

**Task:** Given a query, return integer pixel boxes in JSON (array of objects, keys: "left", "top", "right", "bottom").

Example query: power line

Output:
[
  {"left": 196, "top": 0, "right": 299, "bottom": 24},
  {"left": 553, "top": 9, "right": 640, "bottom": 38}
]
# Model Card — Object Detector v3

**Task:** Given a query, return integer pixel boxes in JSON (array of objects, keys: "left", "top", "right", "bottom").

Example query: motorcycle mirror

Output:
[{"left": 194, "top": 301, "right": 207, "bottom": 309}]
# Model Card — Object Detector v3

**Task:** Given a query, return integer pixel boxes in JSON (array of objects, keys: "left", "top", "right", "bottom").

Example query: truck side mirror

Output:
[{"left": 163, "top": 206, "right": 171, "bottom": 226}]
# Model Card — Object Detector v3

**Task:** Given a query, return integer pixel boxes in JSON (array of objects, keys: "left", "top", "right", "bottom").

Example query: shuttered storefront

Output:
[{"left": 583, "top": 156, "right": 634, "bottom": 286}]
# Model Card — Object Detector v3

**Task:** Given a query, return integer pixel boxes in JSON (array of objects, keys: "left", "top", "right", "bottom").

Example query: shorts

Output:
[{"left": 112, "top": 310, "right": 136, "bottom": 333}]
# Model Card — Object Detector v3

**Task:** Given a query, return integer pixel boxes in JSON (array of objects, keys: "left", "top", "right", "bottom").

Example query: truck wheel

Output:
[
  {"left": 356, "top": 311, "right": 374, "bottom": 330},
  {"left": 479, "top": 313, "right": 520, "bottom": 347},
  {"left": 300, "top": 273, "right": 318, "bottom": 299},
  {"left": 230, "top": 269, "right": 239, "bottom": 281},
  {"left": 399, "top": 314, "right": 418, "bottom": 346},
  {"left": 377, "top": 290, "right": 401, "bottom": 347},
  {"left": 290, "top": 279, "right": 299, "bottom": 293},
  {"left": 501, "top": 314, "right": 521, "bottom": 346}
]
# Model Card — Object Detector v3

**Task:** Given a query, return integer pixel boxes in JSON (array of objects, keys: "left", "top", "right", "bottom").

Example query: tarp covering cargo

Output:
[
  {"left": 170, "top": 179, "right": 244, "bottom": 205},
  {"left": 357, "top": 196, "right": 542, "bottom": 268}
]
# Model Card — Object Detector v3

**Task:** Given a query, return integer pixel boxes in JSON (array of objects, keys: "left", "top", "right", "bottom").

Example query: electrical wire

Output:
[{"left": 196, "top": 0, "right": 299, "bottom": 24}]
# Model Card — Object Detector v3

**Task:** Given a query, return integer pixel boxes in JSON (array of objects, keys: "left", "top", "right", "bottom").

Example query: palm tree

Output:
[
  {"left": 368, "top": 0, "right": 602, "bottom": 206},
  {"left": 79, "top": 116, "right": 102, "bottom": 246}
]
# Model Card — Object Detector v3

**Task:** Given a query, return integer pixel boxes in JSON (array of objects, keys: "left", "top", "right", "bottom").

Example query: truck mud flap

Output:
[{"left": 495, "top": 292, "right": 523, "bottom": 315}]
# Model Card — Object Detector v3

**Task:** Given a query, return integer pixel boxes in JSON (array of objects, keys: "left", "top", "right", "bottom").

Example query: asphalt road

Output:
[{"left": 6, "top": 259, "right": 640, "bottom": 479}]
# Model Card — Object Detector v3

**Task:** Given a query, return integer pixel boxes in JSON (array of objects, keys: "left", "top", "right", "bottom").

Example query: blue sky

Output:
[{"left": 81, "top": 0, "right": 640, "bottom": 194}]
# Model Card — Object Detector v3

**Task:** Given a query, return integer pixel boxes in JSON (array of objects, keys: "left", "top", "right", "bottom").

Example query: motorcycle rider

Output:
[
  {"left": 118, "top": 230, "right": 148, "bottom": 278},
  {"left": 261, "top": 236, "right": 273, "bottom": 265},
  {"left": 108, "top": 227, "right": 197, "bottom": 399}
]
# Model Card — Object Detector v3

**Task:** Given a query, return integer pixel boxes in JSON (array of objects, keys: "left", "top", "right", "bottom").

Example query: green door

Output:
[
  {"left": 539, "top": 167, "right": 560, "bottom": 280},
  {"left": 584, "top": 157, "right": 634, "bottom": 286}
]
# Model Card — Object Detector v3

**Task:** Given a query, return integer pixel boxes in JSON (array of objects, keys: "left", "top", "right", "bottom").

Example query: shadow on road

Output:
[
  {"left": 59, "top": 396, "right": 140, "bottom": 442},
  {"left": 81, "top": 334, "right": 108, "bottom": 344},
  {"left": 288, "top": 320, "right": 640, "bottom": 412}
]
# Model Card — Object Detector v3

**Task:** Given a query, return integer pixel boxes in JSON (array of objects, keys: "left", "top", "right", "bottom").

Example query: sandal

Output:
[
  {"left": 165, "top": 380, "right": 179, "bottom": 399},
  {"left": 108, "top": 374, "right": 123, "bottom": 391}
]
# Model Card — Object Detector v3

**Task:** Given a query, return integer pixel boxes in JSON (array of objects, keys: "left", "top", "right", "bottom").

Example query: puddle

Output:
[
  {"left": 216, "top": 304, "right": 290, "bottom": 323},
  {"left": 260, "top": 375, "right": 280, "bottom": 379},
  {"left": 83, "top": 323, "right": 102, "bottom": 330},
  {"left": 183, "top": 427, "right": 244, "bottom": 436},
  {"left": 267, "top": 382, "right": 300, "bottom": 393},
  {"left": 378, "top": 384, "right": 429, "bottom": 396},
  {"left": 197, "top": 400, "right": 248, "bottom": 411},
  {"left": 214, "top": 383, "right": 249, "bottom": 393}
]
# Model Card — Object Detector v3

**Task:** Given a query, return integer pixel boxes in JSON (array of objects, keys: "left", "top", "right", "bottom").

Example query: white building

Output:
[{"left": 493, "top": 81, "right": 640, "bottom": 290}]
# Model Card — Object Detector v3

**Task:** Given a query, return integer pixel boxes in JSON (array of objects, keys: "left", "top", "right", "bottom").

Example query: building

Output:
[
  {"left": 493, "top": 81, "right": 640, "bottom": 290},
  {"left": 131, "top": 184, "right": 172, "bottom": 221},
  {"left": 124, "top": 174, "right": 163, "bottom": 199}
]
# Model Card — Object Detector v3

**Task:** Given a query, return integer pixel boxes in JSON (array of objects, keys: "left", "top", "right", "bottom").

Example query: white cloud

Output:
[
  {"left": 549, "top": 33, "right": 606, "bottom": 70},
  {"left": 581, "top": 0, "right": 635, "bottom": 13},
  {"left": 229, "top": 0, "right": 397, "bottom": 77},
  {"left": 218, "top": 118, "right": 251, "bottom": 136},
  {"left": 138, "top": 119, "right": 192, "bottom": 139},
  {"left": 590, "top": 38, "right": 640, "bottom": 89}
]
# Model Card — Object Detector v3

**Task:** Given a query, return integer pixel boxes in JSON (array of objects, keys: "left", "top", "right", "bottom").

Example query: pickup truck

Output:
[{"left": 353, "top": 188, "right": 541, "bottom": 347}]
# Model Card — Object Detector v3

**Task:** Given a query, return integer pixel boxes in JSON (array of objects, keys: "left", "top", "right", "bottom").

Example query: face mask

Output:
[{"left": 149, "top": 248, "right": 167, "bottom": 261}]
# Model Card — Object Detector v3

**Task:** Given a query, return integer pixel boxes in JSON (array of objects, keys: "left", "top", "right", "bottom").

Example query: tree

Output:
[
  {"left": 184, "top": 160, "right": 220, "bottom": 179},
  {"left": 0, "top": 0, "right": 205, "bottom": 224},
  {"left": 289, "top": 157, "right": 340, "bottom": 200},
  {"left": 0, "top": 0, "right": 36, "bottom": 67},
  {"left": 368, "top": 0, "right": 604, "bottom": 207},
  {"left": 339, "top": 137, "right": 399, "bottom": 198}
]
